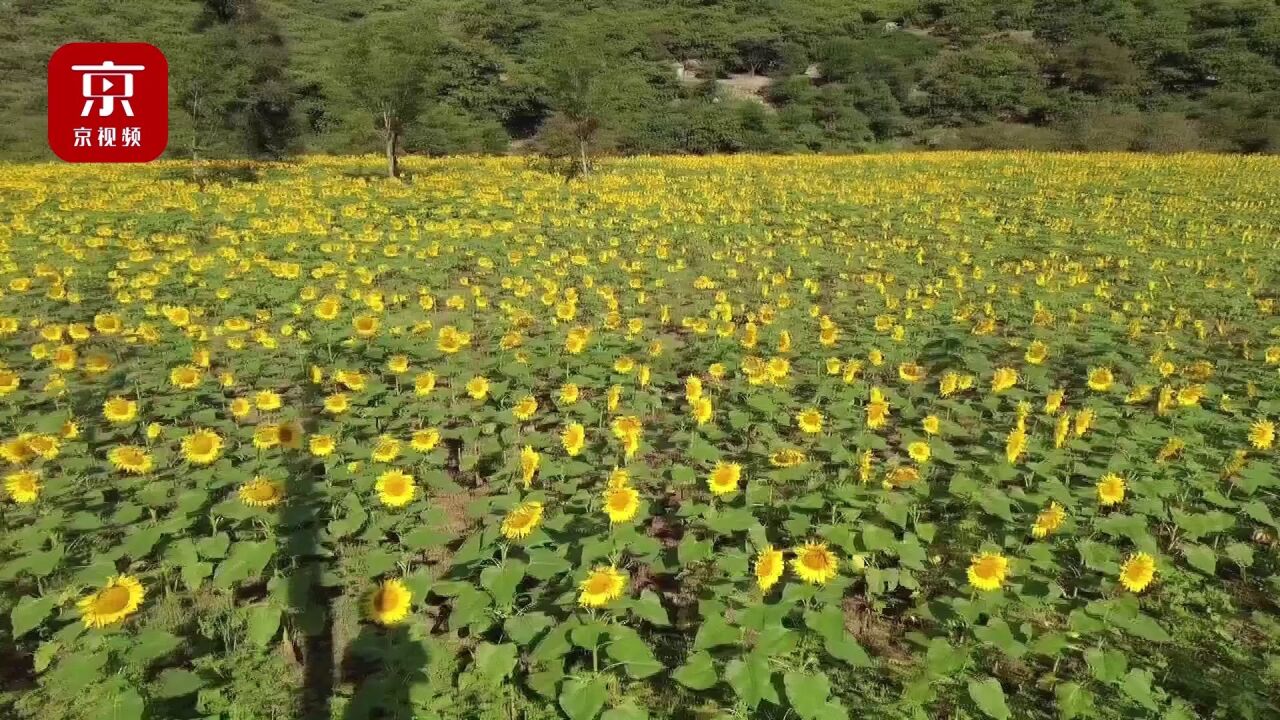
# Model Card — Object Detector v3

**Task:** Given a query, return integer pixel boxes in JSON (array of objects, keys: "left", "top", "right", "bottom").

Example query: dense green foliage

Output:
[{"left": 2, "top": 1, "right": 1279, "bottom": 157}]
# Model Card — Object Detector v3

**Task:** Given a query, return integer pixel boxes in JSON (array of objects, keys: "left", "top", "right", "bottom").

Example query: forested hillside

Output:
[{"left": 2, "top": 0, "right": 1279, "bottom": 159}]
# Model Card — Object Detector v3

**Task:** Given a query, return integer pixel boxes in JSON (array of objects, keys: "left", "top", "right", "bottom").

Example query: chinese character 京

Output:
[{"left": 73, "top": 61, "right": 144, "bottom": 118}]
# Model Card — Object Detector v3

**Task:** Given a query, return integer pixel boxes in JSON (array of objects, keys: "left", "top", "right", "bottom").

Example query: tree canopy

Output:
[{"left": 2, "top": 0, "right": 1278, "bottom": 158}]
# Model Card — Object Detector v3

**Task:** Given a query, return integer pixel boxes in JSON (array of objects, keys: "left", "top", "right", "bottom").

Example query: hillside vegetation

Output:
[{"left": 2, "top": 0, "right": 1280, "bottom": 159}]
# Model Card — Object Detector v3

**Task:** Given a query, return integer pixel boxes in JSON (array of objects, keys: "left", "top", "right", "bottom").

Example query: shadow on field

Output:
[
  {"left": 281, "top": 380, "right": 335, "bottom": 720},
  {"left": 340, "top": 624, "right": 430, "bottom": 720}
]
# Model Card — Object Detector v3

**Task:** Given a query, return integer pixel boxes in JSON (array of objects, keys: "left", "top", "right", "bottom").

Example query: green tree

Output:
[{"left": 341, "top": 16, "right": 438, "bottom": 178}]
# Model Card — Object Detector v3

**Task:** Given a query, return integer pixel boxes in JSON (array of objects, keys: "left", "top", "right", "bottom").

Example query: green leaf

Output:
[
  {"left": 1225, "top": 542, "right": 1254, "bottom": 568},
  {"left": 526, "top": 549, "right": 571, "bottom": 580},
  {"left": 1055, "top": 682, "right": 1094, "bottom": 719},
  {"left": 1182, "top": 543, "right": 1216, "bottom": 575},
  {"left": 247, "top": 605, "right": 282, "bottom": 647},
  {"left": 1084, "top": 648, "right": 1127, "bottom": 683},
  {"left": 692, "top": 614, "right": 738, "bottom": 650},
  {"left": 473, "top": 642, "right": 518, "bottom": 685},
  {"left": 127, "top": 629, "right": 181, "bottom": 666},
  {"left": 630, "top": 590, "right": 670, "bottom": 626},
  {"left": 1121, "top": 669, "right": 1158, "bottom": 710},
  {"left": 725, "top": 653, "right": 779, "bottom": 710},
  {"left": 967, "top": 677, "right": 1010, "bottom": 720},
  {"left": 672, "top": 650, "right": 718, "bottom": 690},
  {"left": 804, "top": 606, "right": 871, "bottom": 666},
  {"left": 10, "top": 595, "right": 56, "bottom": 638},
  {"left": 783, "top": 670, "right": 832, "bottom": 720},
  {"left": 98, "top": 687, "right": 144, "bottom": 720},
  {"left": 504, "top": 612, "right": 552, "bottom": 645},
  {"left": 530, "top": 623, "right": 572, "bottom": 664},
  {"left": 120, "top": 526, "right": 163, "bottom": 559},
  {"left": 678, "top": 535, "right": 712, "bottom": 565},
  {"left": 606, "top": 628, "right": 662, "bottom": 678},
  {"left": 559, "top": 677, "right": 608, "bottom": 720},
  {"left": 480, "top": 560, "right": 526, "bottom": 606},
  {"left": 212, "top": 540, "right": 274, "bottom": 590},
  {"left": 1117, "top": 614, "right": 1170, "bottom": 643},
  {"left": 153, "top": 668, "right": 206, "bottom": 698},
  {"left": 601, "top": 703, "right": 649, "bottom": 720}
]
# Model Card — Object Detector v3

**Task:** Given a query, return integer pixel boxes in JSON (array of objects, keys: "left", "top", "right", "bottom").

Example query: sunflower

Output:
[
  {"left": 108, "top": 445, "right": 153, "bottom": 474},
  {"left": 754, "top": 545, "right": 784, "bottom": 592},
  {"left": 1074, "top": 407, "right": 1095, "bottom": 436},
  {"left": 413, "top": 372, "right": 436, "bottom": 396},
  {"left": 411, "top": 428, "right": 440, "bottom": 453},
  {"left": 685, "top": 376, "right": 703, "bottom": 402},
  {"left": 690, "top": 397, "right": 713, "bottom": 425},
  {"left": 922, "top": 415, "right": 941, "bottom": 435},
  {"left": 1118, "top": 552, "right": 1156, "bottom": 593},
  {"left": 78, "top": 575, "right": 145, "bottom": 628},
  {"left": 1097, "top": 473, "right": 1126, "bottom": 506},
  {"left": 276, "top": 421, "right": 302, "bottom": 449},
  {"left": 770, "top": 448, "right": 807, "bottom": 467},
  {"left": 607, "top": 384, "right": 622, "bottom": 412},
  {"left": 313, "top": 295, "right": 341, "bottom": 320},
  {"left": 897, "top": 362, "right": 926, "bottom": 383},
  {"left": 513, "top": 395, "right": 538, "bottom": 421},
  {"left": 371, "top": 435, "right": 401, "bottom": 463},
  {"left": 309, "top": 434, "right": 336, "bottom": 457},
  {"left": 230, "top": 397, "right": 252, "bottom": 419},
  {"left": 255, "top": 390, "right": 282, "bottom": 411},
  {"left": 437, "top": 325, "right": 471, "bottom": 353},
  {"left": 1248, "top": 419, "right": 1274, "bottom": 451},
  {"left": 558, "top": 383, "right": 580, "bottom": 404},
  {"left": 520, "top": 445, "right": 540, "bottom": 487},
  {"left": 375, "top": 469, "right": 415, "bottom": 507},
  {"left": 387, "top": 355, "right": 409, "bottom": 374},
  {"left": 253, "top": 423, "right": 281, "bottom": 449},
  {"left": 907, "top": 441, "right": 931, "bottom": 464},
  {"left": 1032, "top": 502, "right": 1066, "bottom": 538},
  {"left": 0, "top": 366, "right": 24, "bottom": 394},
  {"left": 607, "top": 467, "right": 631, "bottom": 489},
  {"left": 707, "top": 462, "right": 741, "bottom": 496},
  {"left": 1045, "top": 388, "right": 1065, "bottom": 414},
  {"left": 324, "top": 393, "right": 350, "bottom": 414},
  {"left": 239, "top": 477, "right": 284, "bottom": 507},
  {"left": 795, "top": 408, "right": 824, "bottom": 434},
  {"left": 1086, "top": 366, "right": 1114, "bottom": 392},
  {"left": 100, "top": 396, "right": 138, "bottom": 423},
  {"left": 466, "top": 376, "right": 490, "bottom": 400},
  {"left": 4, "top": 470, "right": 39, "bottom": 503},
  {"left": 967, "top": 553, "right": 1008, "bottom": 591},
  {"left": 883, "top": 465, "right": 919, "bottom": 489},
  {"left": 24, "top": 430, "right": 59, "bottom": 458},
  {"left": 866, "top": 387, "right": 890, "bottom": 429},
  {"left": 792, "top": 542, "right": 838, "bottom": 584},
  {"left": 501, "top": 501, "right": 544, "bottom": 540},
  {"left": 577, "top": 566, "right": 626, "bottom": 608},
  {"left": 181, "top": 429, "right": 223, "bottom": 465},
  {"left": 825, "top": 357, "right": 843, "bottom": 375},
  {"left": 169, "top": 365, "right": 203, "bottom": 389},
  {"left": 1024, "top": 340, "right": 1049, "bottom": 365},
  {"left": 335, "top": 370, "right": 366, "bottom": 391},
  {"left": 561, "top": 423, "right": 585, "bottom": 456},
  {"left": 366, "top": 579, "right": 412, "bottom": 625},
  {"left": 352, "top": 314, "right": 379, "bottom": 338},
  {"left": 1006, "top": 428, "right": 1027, "bottom": 465},
  {"left": 603, "top": 485, "right": 640, "bottom": 523},
  {"left": 991, "top": 367, "right": 1018, "bottom": 393}
]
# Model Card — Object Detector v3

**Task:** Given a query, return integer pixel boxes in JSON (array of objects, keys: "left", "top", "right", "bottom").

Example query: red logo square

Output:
[{"left": 48, "top": 42, "right": 168, "bottom": 163}]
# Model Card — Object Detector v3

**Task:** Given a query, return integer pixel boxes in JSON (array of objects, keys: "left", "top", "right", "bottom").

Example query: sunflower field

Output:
[{"left": 1, "top": 153, "right": 1278, "bottom": 720}]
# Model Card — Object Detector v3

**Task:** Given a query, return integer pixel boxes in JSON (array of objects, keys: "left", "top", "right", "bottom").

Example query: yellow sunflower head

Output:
[{"left": 78, "top": 575, "right": 145, "bottom": 628}]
